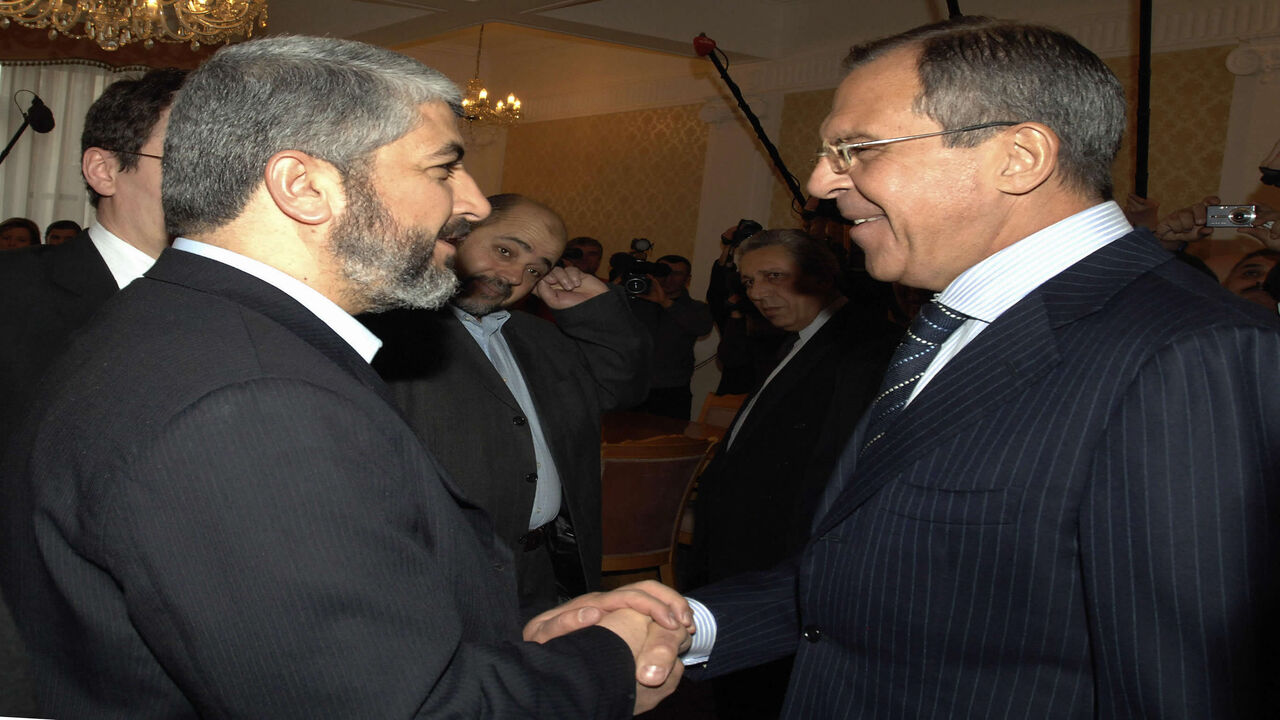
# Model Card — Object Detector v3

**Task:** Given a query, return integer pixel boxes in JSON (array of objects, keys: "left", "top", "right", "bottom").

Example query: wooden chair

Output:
[
  {"left": 600, "top": 435, "right": 715, "bottom": 588},
  {"left": 696, "top": 392, "right": 748, "bottom": 429}
]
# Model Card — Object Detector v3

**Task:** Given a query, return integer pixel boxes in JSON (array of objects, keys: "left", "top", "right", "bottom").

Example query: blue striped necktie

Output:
[{"left": 860, "top": 300, "right": 968, "bottom": 453}]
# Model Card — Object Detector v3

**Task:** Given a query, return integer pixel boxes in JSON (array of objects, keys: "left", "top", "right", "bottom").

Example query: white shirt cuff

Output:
[{"left": 681, "top": 597, "right": 717, "bottom": 665}]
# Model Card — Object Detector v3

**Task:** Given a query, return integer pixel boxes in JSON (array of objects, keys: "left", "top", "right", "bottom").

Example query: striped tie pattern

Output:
[{"left": 860, "top": 300, "right": 968, "bottom": 453}]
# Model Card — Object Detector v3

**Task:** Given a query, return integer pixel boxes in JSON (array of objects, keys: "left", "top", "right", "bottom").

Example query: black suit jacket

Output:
[
  {"left": 0, "top": 229, "right": 117, "bottom": 716},
  {"left": 690, "top": 301, "right": 897, "bottom": 583},
  {"left": 0, "top": 230, "right": 117, "bottom": 445},
  {"left": 691, "top": 231, "right": 1280, "bottom": 718},
  {"left": 366, "top": 289, "right": 650, "bottom": 602},
  {"left": 0, "top": 249, "right": 635, "bottom": 718}
]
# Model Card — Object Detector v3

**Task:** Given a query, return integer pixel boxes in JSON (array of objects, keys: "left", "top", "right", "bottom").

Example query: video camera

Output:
[{"left": 608, "top": 253, "right": 671, "bottom": 296}]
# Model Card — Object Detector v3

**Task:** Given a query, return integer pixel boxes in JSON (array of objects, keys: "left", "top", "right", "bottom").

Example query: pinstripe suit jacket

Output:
[
  {"left": 0, "top": 249, "right": 635, "bottom": 719},
  {"left": 690, "top": 230, "right": 1280, "bottom": 718}
]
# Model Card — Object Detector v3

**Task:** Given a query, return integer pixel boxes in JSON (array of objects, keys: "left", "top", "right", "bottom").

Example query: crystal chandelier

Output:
[
  {"left": 459, "top": 24, "right": 521, "bottom": 127},
  {"left": 0, "top": 0, "right": 268, "bottom": 52}
]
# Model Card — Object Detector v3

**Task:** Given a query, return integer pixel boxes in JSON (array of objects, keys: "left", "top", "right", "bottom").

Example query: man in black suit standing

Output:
[
  {"left": 689, "top": 228, "right": 895, "bottom": 718},
  {"left": 368, "top": 193, "right": 650, "bottom": 618},
  {"left": 0, "top": 36, "right": 691, "bottom": 718},
  {"left": 0, "top": 68, "right": 185, "bottom": 446},
  {"left": 0, "top": 67, "right": 185, "bottom": 717},
  {"left": 546, "top": 16, "right": 1280, "bottom": 718}
]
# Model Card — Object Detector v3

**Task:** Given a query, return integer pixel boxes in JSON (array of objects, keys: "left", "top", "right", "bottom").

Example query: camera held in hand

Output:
[
  {"left": 724, "top": 218, "right": 762, "bottom": 247},
  {"left": 1206, "top": 205, "right": 1258, "bottom": 228},
  {"left": 609, "top": 252, "right": 671, "bottom": 296}
]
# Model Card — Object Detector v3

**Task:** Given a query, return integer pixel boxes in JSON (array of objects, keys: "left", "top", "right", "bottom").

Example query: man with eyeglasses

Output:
[
  {"left": 0, "top": 69, "right": 186, "bottom": 715},
  {"left": 540, "top": 16, "right": 1280, "bottom": 719},
  {"left": 0, "top": 68, "right": 185, "bottom": 434}
]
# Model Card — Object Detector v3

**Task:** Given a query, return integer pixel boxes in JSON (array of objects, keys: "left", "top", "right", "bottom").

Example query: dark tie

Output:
[{"left": 860, "top": 300, "right": 968, "bottom": 453}]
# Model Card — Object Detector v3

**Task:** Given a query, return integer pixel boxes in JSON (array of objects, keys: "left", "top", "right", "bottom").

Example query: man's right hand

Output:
[{"left": 1153, "top": 195, "right": 1218, "bottom": 249}]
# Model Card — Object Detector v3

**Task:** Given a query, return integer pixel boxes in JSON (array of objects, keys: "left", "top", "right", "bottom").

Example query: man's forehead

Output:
[{"left": 822, "top": 47, "right": 921, "bottom": 138}]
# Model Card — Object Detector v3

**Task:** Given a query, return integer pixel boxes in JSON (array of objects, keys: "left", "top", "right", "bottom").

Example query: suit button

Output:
[
  {"left": 513, "top": 415, "right": 527, "bottom": 426},
  {"left": 802, "top": 625, "right": 822, "bottom": 643},
  {"left": 524, "top": 472, "right": 538, "bottom": 483}
]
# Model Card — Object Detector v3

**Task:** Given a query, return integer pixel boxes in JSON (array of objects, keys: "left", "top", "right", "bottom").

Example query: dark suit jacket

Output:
[
  {"left": 0, "top": 230, "right": 117, "bottom": 445},
  {"left": 0, "top": 229, "right": 116, "bottom": 716},
  {"left": 690, "top": 230, "right": 1280, "bottom": 718},
  {"left": 0, "top": 249, "right": 635, "bottom": 719},
  {"left": 690, "top": 301, "right": 897, "bottom": 584},
  {"left": 366, "top": 289, "right": 650, "bottom": 602}
]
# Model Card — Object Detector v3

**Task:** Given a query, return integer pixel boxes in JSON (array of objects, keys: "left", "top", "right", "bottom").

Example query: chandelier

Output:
[
  {"left": 0, "top": 0, "right": 268, "bottom": 52},
  {"left": 459, "top": 24, "right": 521, "bottom": 127}
]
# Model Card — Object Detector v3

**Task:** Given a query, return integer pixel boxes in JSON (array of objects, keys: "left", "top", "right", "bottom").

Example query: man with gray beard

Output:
[{"left": 0, "top": 36, "right": 690, "bottom": 718}]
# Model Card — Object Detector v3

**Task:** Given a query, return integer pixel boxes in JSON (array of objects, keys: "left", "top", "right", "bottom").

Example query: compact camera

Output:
[{"left": 1206, "top": 205, "right": 1257, "bottom": 228}]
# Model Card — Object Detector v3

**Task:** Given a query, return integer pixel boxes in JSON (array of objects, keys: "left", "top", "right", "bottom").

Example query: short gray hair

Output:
[
  {"left": 163, "top": 35, "right": 462, "bottom": 237},
  {"left": 736, "top": 228, "right": 840, "bottom": 287},
  {"left": 844, "top": 17, "right": 1125, "bottom": 200}
]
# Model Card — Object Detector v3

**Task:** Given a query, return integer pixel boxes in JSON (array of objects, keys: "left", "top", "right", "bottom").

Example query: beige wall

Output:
[{"left": 500, "top": 103, "right": 709, "bottom": 265}]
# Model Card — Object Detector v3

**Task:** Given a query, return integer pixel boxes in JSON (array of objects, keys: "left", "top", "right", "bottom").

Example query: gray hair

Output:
[
  {"left": 844, "top": 17, "right": 1125, "bottom": 200},
  {"left": 163, "top": 35, "right": 462, "bottom": 237},
  {"left": 735, "top": 228, "right": 840, "bottom": 287}
]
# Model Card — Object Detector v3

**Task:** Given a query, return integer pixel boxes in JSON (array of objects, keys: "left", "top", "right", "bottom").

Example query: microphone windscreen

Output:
[{"left": 26, "top": 96, "right": 55, "bottom": 134}]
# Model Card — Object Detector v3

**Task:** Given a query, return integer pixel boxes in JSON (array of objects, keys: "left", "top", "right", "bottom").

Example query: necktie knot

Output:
[{"left": 860, "top": 300, "right": 968, "bottom": 453}]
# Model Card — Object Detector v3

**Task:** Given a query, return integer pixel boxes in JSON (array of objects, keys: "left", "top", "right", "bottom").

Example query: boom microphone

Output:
[{"left": 25, "top": 95, "right": 55, "bottom": 134}]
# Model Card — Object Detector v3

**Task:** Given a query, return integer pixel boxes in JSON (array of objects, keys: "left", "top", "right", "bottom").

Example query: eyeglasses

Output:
[
  {"left": 815, "top": 121, "right": 1019, "bottom": 173},
  {"left": 106, "top": 148, "right": 163, "bottom": 161}
]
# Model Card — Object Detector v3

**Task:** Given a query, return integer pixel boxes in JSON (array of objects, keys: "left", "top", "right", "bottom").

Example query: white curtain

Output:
[{"left": 0, "top": 63, "right": 139, "bottom": 231}]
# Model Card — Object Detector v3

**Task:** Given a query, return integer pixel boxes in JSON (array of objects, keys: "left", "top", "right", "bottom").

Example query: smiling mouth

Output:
[{"left": 851, "top": 216, "right": 884, "bottom": 226}]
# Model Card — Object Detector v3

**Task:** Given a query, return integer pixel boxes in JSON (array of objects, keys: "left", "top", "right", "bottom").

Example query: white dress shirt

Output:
[{"left": 88, "top": 222, "right": 157, "bottom": 290}]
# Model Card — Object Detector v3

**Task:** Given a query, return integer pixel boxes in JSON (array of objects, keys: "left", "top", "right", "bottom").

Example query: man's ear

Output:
[
  {"left": 992, "top": 122, "right": 1060, "bottom": 196},
  {"left": 263, "top": 150, "right": 340, "bottom": 226},
  {"left": 82, "top": 148, "right": 119, "bottom": 199}
]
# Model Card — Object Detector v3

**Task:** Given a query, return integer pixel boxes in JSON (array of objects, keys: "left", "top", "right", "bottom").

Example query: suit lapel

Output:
[
  {"left": 812, "top": 230, "right": 1171, "bottom": 536},
  {"left": 47, "top": 232, "right": 118, "bottom": 324}
]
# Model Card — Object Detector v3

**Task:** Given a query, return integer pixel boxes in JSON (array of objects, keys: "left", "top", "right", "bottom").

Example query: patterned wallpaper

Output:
[
  {"left": 1106, "top": 45, "right": 1235, "bottom": 217},
  {"left": 769, "top": 87, "right": 835, "bottom": 229},
  {"left": 500, "top": 104, "right": 709, "bottom": 264},
  {"left": 766, "top": 46, "right": 1237, "bottom": 234}
]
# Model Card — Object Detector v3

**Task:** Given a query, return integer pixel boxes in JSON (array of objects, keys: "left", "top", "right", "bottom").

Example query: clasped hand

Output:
[{"left": 523, "top": 580, "right": 695, "bottom": 714}]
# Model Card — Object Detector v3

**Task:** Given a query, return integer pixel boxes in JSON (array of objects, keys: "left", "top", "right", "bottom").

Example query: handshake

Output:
[{"left": 523, "top": 580, "right": 696, "bottom": 715}]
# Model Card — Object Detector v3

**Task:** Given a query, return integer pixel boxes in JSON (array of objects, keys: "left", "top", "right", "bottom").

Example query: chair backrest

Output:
[
  {"left": 696, "top": 392, "right": 748, "bottom": 429},
  {"left": 600, "top": 435, "right": 714, "bottom": 560}
]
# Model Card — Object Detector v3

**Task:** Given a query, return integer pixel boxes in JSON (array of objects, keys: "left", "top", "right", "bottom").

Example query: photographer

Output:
[
  {"left": 708, "top": 220, "right": 788, "bottom": 394},
  {"left": 618, "top": 251, "right": 713, "bottom": 419}
]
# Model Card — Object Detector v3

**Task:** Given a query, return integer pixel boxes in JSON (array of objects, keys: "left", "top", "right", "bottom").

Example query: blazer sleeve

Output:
[
  {"left": 685, "top": 559, "right": 804, "bottom": 679},
  {"left": 1081, "top": 325, "right": 1280, "bottom": 717},
  {"left": 550, "top": 286, "right": 652, "bottom": 410},
  {"left": 101, "top": 378, "right": 635, "bottom": 719}
]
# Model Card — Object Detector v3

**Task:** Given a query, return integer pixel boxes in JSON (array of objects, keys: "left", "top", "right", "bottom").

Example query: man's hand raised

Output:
[{"left": 532, "top": 265, "right": 610, "bottom": 310}]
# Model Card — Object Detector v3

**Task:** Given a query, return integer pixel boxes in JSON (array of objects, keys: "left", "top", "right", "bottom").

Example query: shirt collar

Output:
[
  {"left": 87, "top": 221, "right": 157, "bottom": 290},
  {"left": 171, "top": 238, "right": 383, "bottom": 364},
  {"left": 797, "top": 295, "right": 848, "bottom": 344},
  {"left": 939, "top": 201, "right": 1133, "bottom": 323},
  {"left": 449, "top": 303, "right": 511, "bottom": 338}
]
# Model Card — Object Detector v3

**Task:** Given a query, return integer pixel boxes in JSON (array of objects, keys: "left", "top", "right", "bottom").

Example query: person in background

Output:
[
  {"left": 562, "top": 235, "right": 604, "bottom": 277},
  {"left": 629, "top": 253, "right": 713, "bottom": 419},
  {"left": 0, "top": 218, "right": 40, "bottom": 249},
  {"left": 367, "top": 193, "right": 649, "bottom": 619},
  {"left": 42, "top": 220, "right": 81, "bottom": 245}
]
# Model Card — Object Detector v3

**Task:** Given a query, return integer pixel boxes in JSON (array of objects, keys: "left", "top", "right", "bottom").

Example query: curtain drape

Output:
[{"left": 0, "top": 63, "right": 138, "bottom": 231}]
